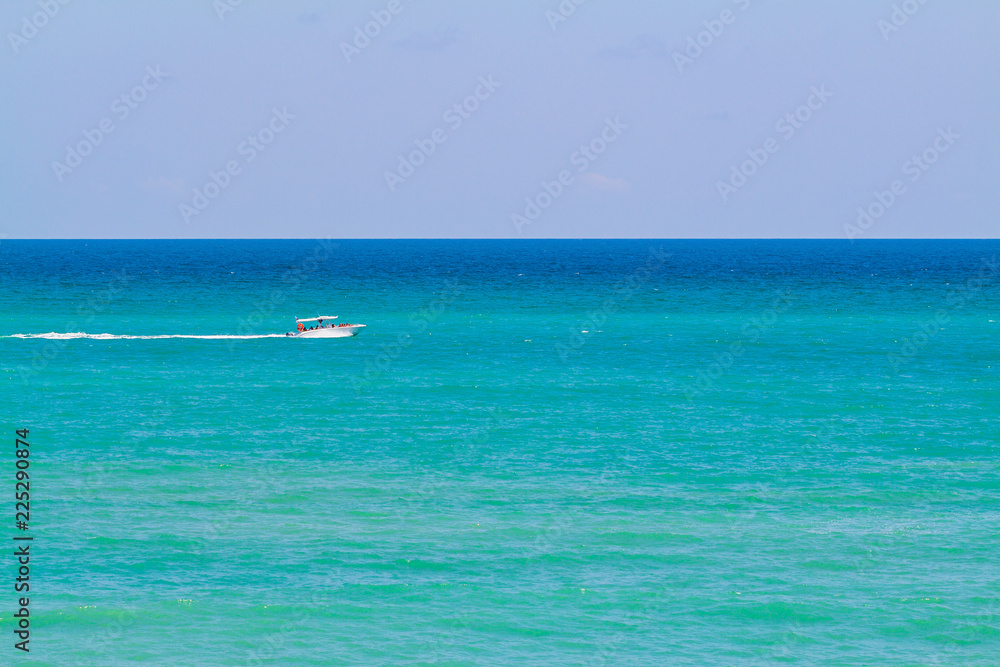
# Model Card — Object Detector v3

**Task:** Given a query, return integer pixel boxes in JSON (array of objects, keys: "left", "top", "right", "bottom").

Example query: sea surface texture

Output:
[{"left": 1, "top": 239, "right": 998, "bottom": 666}]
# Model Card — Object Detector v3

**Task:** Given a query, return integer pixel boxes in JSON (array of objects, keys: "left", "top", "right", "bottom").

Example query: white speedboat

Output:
[{"left": 286, "top": 316, "right": 365, "bottom": 338}]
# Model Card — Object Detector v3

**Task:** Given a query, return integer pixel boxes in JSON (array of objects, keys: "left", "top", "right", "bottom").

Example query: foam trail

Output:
[{"left": 5, "top": 332, "right": 286, "bottom": 340}]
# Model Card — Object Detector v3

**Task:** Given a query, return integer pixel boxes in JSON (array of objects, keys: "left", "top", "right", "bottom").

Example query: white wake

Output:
[{"left": 6, "top": 332, "right": 286, "bottom": 340}]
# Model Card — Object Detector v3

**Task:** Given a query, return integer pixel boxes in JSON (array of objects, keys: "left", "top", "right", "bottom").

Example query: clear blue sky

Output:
[{"left": 2, "top": 0, "right": 997, "bottom": 238}]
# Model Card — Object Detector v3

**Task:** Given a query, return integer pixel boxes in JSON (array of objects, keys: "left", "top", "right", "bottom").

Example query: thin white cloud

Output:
[
  {"left": 395, "top": 27, "right": 459, "bottom": 51},
  {"left": 582, "top": 173, "right": 630, "bottom": 192}
]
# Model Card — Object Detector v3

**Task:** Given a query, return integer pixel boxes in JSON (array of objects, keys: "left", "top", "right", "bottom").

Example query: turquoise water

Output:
[{"left": 1, "top": 240, "right": 998, "bottom": 665}]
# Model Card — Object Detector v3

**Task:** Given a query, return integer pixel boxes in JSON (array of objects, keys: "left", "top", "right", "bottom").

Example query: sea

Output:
[{"left": 1, "top": 239, "right": 998, "bottom": 665}]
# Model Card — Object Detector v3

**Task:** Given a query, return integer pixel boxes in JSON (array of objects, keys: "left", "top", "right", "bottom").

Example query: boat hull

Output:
[{"left": 290, "top": 325, "right": 365, "bottom": 338}]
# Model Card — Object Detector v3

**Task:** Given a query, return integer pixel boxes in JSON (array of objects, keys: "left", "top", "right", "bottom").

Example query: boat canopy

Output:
[{"left": 296, "top": 316, "right": 338, "bottom": 322}]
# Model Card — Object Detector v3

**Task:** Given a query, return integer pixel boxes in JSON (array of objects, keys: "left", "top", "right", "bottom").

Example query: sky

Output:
[{"left": 1, "top": 0, "right": 998, "bottom": 239}]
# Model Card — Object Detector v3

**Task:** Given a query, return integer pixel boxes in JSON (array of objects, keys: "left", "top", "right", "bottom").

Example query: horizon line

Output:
[{"left": 3, "top": 238, "right": 999, "bottom": 242}]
